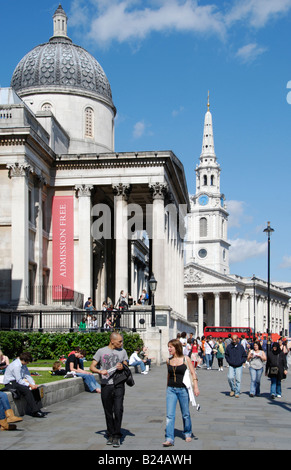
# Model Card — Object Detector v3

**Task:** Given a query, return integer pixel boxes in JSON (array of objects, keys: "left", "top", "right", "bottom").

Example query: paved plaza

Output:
[{"left": 1, "top": 361, "right": 290, "bottom": 451}]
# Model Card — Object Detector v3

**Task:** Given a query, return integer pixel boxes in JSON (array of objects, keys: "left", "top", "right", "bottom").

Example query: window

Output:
[
  {"left": 198, "top": 248, "right": 207, "bottom": 258},
  {"left": 203, "top": 175, "right": 207, "bottom": 186},
  {"left": 200, "top": 217, "right": 207, "bottom": 237},
  {"left": 28, "top": 189, "right": 33, "bottom": 223},
  {"left": 85, "top": 107, "right": 94, "bottom": 138}
]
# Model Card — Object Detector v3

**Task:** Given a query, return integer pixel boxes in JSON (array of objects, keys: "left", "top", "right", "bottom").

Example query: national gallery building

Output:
[
  {"left": 0, "top": 6, "right": 187, "bottom": 327},
  {"left": 0, "top": 6, "right": 289, "bottom": 341}
]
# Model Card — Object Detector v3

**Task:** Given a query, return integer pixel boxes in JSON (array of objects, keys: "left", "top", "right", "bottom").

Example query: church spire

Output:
[{"left": 201, "top": 91, "right": 215, "bottom": 158}]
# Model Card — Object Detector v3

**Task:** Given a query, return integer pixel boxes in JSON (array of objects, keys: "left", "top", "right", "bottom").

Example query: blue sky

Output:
[{"left": 1, "top": 0, "right": 291, "bottom": 283}]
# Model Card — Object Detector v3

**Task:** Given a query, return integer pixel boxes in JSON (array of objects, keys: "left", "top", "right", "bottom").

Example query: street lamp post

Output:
[
  {"left": 148, "top": 273, "right": 157, "bottom": 327},
  {"left": 263, "top": 221, "right": 274, "bottom": 346}
]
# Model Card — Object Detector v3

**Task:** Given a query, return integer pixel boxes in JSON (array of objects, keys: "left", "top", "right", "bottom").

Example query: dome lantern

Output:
[{"left": 52, "top": 4, "right": 69, "bottom": 40}]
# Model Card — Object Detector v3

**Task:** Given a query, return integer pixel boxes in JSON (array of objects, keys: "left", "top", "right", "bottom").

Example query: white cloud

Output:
[
  {"left": 229, "top": 238, "right": 267, "bottom": 263},
  {"left": 69, "top": 0, "right": 291, "bottom": 48},
  {"left": 172, "top": 105, "right": 185, "bottom": 117},
  {"left": 235, "top": 43, "right": 267, "bottom": 63},
  {"left": 279, "top": 255, "right": 291, "bottom": 269},
  {"left": 73, "top": 0, "right": 226, "bottom": 45},
  {"left": 226, "top": 0, "right": 291, "bottom": 28},
  {"left": 133, "top": 120, "right": 146, "bottom": 138},
  {"left": 227, "top": 200, "right": 253, "bottom": 228}
]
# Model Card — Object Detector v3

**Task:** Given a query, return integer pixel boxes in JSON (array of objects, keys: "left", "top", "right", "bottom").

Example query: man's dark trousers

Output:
[{"left": 101, "top": 383, "right": 125, "bottom": 439}]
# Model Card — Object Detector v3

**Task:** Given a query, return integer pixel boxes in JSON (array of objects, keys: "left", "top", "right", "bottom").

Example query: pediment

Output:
[{"left": 184, "top": 262, "right": 236, "bottom": 287}]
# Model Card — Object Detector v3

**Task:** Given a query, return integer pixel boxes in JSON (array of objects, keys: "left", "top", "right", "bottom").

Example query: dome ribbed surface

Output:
[{"left": 11, "top": 37, "right": 114, "bottom": 107}]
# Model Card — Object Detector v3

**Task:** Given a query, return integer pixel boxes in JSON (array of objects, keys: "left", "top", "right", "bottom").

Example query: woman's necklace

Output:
[
  {"left": 171, "top": 357, "right": 182, "bottom": 383},
  {"left": 172, "top": 364, "right": 177, "bottom": 383}
]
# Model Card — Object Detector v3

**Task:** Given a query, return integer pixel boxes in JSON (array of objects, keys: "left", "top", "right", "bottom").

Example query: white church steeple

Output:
[
  {"left": 185, "top": 94, "right": 230, "bottom": 274},
  {"left": 201, "top": 91, "right": 216, "bottom": 158},
  {"left": 196, "top": 92, "right": 221, "bottom": 196}
]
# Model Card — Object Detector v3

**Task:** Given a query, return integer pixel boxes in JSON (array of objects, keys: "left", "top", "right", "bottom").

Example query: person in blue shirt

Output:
[{"left": 3, "top": 352, "right": 46, "bottom": 418}]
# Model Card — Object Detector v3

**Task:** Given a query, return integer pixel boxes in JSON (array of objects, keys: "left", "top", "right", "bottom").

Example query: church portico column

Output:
[
  {"left": 198, "top": 293, "right": 204, "bottom": 337},
  {"left": 75, "top": 184, "right": 93, "bottom": 300},
  {"left": 214, "top": 293, "right": 220, "bottom": 326},
  {"left": 7, "top": 163, "right": 33, "bottom": 305},
  {"left": 231, "top": 293, "right": 237, "bottom": 326},
  {"left": 149, "top": 183, "right": 168, "bottom": 306},
  {"left": 113, "top": 183, "right": 131, "bottom": 303}
]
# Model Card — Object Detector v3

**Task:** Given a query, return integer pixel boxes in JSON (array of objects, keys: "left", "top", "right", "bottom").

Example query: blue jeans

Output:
[
  {"left": 270, "top": 377, "right": 282, "bottom": 396},
  {"left": 205, "top": 354, "right": 213, "bottom": 368},
  {"left": 130, "top": 360, "right": 145, "bottom": 372},
  {"left": 249, "top": 367, "right": 263, "bottom": 395},
  {"left": 0, "top": 391, "right": 10, "bottom": 420},
  {"left": 77, "top": 373, "right": 101, "bottom": 392},
  {"left": 165, "top": 387, "right": 192, "bottom": 444},
  {"left": 228, "top": 366, "right": 243, "bottom": 395}
]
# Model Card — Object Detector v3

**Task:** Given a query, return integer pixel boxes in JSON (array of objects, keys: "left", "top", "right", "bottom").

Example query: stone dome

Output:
[{"left": 11, "top": 6, "right": 115, "bottom": 113}]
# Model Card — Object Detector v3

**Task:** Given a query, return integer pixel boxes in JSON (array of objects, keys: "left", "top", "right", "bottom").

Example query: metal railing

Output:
[{"left": 0, "top": 308, "right": 153, "bottom": 333}]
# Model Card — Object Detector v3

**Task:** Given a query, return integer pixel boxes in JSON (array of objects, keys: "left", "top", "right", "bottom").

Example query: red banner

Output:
[{"left": 52, "top": 196, "right": 74, "bottom": 300}]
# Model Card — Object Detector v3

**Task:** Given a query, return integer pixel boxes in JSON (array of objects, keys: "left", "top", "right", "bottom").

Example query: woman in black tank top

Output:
[{"left": 163, "top": 338, "right": 199, "bottom": 447}]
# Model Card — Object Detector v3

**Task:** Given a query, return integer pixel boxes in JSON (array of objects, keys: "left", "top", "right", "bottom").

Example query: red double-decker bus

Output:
[{"left": 204, "top": 326, "right": 253, "bottom": 340}]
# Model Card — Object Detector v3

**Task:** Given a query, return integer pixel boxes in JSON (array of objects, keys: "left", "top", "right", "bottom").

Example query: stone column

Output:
[
  {"left": 231, "top": 292, "right": 237, "bottom": 326},
  {"left": 149, "top": 183, "right": 168, "bottom": 305},
  {"left": 113, "top": 183, "right": 131, "bottom": 304},
  {"left": 34, "top": 175, "right": 47, "bottom": 295},
  {"left": 214, "top": 293, "right": 220, "bottom": 326},
  {"left": 75, "top": 184, "right": 93, "bottom": 300},
  {"left": 7, "top": 163, "right": 33, "bottom": 305},
  {"left": 198, "top": 293, "right": 204, "bottom": 337}
]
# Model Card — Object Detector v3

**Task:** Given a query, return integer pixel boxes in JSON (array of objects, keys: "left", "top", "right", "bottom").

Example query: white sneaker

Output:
[{"left": 141, "top": 371, "right": 148, "bottom": 375}]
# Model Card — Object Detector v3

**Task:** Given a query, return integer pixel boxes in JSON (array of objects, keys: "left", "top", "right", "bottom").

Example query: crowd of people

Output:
[
  {"left": 80, "top": 289, "right": 149, "bottom": 331},
  {"left": 0, "top": 338, "right": 152, "bottom": 443},
  {"left": 177, "top": 331, "right": 290, "bottom": 400},
  {"left": 0, "top": 331, "right": 290, "bottom": 446}
]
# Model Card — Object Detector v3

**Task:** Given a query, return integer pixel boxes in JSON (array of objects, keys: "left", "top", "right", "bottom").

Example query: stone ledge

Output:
[
  {"left": 4, "top": 375, "right": 98, "bottom": 416},
  {"left": 3, "top": 367, "right": 139, "bottom": 416}
]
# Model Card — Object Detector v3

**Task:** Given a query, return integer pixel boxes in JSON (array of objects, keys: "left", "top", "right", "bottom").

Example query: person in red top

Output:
[{"left": 190, "top": 339, "right": 200, "bottom": 369}]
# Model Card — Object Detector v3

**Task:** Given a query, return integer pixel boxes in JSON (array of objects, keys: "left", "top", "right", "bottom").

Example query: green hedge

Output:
[{"left": 0, "top": 331, "right": 144, "bottom": 361}]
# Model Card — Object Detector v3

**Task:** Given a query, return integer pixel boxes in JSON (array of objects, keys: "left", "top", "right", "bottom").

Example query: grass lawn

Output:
[{"left": 0, "top": 359, "right": 92, "bottom": 388}]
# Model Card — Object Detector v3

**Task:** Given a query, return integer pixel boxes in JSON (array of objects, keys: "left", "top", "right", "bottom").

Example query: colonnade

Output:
[
  {"left": 9, "top": 166, "right": 186, "bottom": 317},
  {"left": 188, "top": 290, "right": 289, "bottom": 338}
]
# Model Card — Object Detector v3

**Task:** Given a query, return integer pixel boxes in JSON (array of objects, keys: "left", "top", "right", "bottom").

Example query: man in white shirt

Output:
[
  {"left": 205, "top": 336, "right": 215, "bottom": 369},
  {"left": 128, "top": 348, "right": 148, "bottom": 374},
  {"left": 3, "top": 352, "right": 45, "bottom": 417}
]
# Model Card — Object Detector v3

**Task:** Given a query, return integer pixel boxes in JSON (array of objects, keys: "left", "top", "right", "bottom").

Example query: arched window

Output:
[
  {"left": 210, "top": 175, "right": 214, "bottom": 186},
  {"left": 85, "top": 107, "right": 94, "bottom": 138},
  {"left": 203, "top": 175, "right": 207, "bottom": 186},
  {"left": 200, "top": 217, "right": 207, "bottom": 237}
]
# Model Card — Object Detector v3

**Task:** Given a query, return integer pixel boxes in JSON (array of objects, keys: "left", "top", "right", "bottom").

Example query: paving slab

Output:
[{"left": 1, "top": 362, "right": 290, "bottom": 452}]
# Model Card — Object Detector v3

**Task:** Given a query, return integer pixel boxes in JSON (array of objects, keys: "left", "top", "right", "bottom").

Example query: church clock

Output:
[{"left": 198, "top": 194, "right": 209, "bottom": 206}]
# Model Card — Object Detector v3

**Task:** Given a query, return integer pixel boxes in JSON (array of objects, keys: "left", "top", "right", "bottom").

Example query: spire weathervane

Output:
[{"left": 207, "top": 91, "right": 210, "bottom": 112}]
